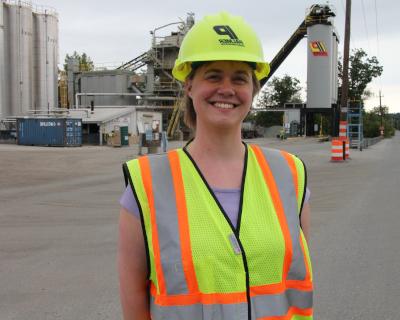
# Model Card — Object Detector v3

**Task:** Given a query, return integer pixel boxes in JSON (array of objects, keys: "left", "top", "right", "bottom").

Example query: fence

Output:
[{"left": 362, "top": 136, "right": 383, "bottom": 149}]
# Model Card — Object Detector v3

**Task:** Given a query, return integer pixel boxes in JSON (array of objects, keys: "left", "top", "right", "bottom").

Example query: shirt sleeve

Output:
[
  {"left": 119, "top": 184, "right": 141, "bottom": 219},
  {"left": 304, "top": 187, "right": 311, "bottom": 204}
]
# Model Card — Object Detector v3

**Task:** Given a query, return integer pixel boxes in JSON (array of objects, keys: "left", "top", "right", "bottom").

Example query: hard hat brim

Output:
[{"left": 173, "top": 59, "right": 270, "bottom": 82}]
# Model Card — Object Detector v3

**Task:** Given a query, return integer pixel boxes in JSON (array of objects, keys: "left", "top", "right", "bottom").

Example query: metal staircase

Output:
[
  {"left": 167, "top": 97, "right": 183, "bottom": 138},
  {"left": 117, "top": 52, "right": 148, "bottom": 71}
]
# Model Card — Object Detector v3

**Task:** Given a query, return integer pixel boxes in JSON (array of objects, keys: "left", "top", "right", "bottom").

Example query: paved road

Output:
[
  {"left": 0, "top": 133, "right": 399, "bottom": 319},
  {"left": 308, "top": 132, "right": 400, "bottom": 319}
]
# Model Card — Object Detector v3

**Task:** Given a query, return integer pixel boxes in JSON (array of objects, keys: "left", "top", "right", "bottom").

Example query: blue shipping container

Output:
[{"left": 17, "top": 118, "right": 82, "bottom": 146}]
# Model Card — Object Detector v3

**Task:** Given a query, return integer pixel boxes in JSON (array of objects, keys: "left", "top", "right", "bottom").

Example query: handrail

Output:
[{"left": 3, "top": 0, "right": 58, "bottom": 17}]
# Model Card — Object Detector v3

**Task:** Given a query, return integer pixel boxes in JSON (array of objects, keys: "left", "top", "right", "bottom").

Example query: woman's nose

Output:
[{"left": 216, "top": 78, "right": 235, "bottom": 96}]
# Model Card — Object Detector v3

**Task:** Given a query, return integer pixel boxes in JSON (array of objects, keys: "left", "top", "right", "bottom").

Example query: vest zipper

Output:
[
  {"left": 182, "top": 145, "right": 252, "bottom": 320},
  {"left": 235, "top": 233, "right": 251, "bottom": 320}
]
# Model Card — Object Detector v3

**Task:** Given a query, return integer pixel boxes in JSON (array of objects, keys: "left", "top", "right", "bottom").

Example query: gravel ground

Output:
[{"left": 1, "top": 133, "right": 399, "bottom": 319}]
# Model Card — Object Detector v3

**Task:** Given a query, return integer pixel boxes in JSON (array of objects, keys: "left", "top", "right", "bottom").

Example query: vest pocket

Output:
[
  {"left": 161, "top": 259, "right": 189, "bottom": 295},
  {"left": 195, "top": 255, "right": 246, "bottom": 294}
]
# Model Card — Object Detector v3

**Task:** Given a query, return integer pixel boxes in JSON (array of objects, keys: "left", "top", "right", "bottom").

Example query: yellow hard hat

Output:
[{"left": 172, "top": 12, "right": 270, "bottom": 82}]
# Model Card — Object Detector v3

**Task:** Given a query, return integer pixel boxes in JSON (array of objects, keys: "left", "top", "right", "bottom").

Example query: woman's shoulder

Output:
[
  {"left": 249, "top": 144, "right": 304, "bottom": 164},
  {"left": 124, "top": 148, "right": 185, "bottom": 163}
]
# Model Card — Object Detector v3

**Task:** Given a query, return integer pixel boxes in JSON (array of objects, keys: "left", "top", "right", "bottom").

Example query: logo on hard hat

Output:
[
  {"left": 213, "top": 25, "right": 244, "bottom": 47},
  {"left": 310, "top": 41, "right": 328, "bottom": 56}
]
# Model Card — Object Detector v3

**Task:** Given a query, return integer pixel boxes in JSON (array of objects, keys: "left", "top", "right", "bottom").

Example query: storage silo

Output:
[
  {"left": 306, "top": 24, "right": 336, "bottom": 109},
  {"left": 33, "top": 9, "right": 59, "bottom": 111},
  {"left": 0, "top": 1, "right": 6, "bottom": 119},
  {"left": 4, "top": 1, "right": 34, "bottom": 116},
  {"left": 331, "top": 31, "right": 339, "bottom": 105}
]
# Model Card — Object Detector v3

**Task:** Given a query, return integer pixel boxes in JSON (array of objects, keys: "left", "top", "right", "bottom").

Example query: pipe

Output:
[{"left": 75, "top": 92, "right": 152, "bottom": 109}]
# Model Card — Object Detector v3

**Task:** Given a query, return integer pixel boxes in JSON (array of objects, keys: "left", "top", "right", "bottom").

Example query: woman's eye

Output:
[
  {"left": 205, "top": 74, "right": 220, "bottom": 81},
  {"left": 234, "top": 77, "right": 248, "bottom": 84}
]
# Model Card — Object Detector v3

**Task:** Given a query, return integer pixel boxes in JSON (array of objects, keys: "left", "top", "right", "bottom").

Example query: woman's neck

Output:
[{"left": 187, "top": 125, "right": 245, "bottom": 161}]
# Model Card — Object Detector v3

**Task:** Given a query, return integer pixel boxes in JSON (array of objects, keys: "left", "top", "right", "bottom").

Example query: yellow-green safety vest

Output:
[{"left": 123, "top": 144, "right": 313, "bottom": 320}]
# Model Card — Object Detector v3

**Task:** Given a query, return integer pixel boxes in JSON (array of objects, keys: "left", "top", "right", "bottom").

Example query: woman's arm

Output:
[
  {"left": 300, "top": 203, "right": 311, "bottom": 243},
  {"left": 118, "top": 207, "right": 150, "bottom": 320}
]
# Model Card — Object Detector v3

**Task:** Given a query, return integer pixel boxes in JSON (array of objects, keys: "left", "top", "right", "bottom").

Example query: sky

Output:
[{"left": 39, "top": 0, "right": 400, "bottom": 113}]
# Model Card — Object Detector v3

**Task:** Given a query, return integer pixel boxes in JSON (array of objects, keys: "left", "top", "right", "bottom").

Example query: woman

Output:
[{"left": 118, "top": 12, "right": 313, "bottom": 320}]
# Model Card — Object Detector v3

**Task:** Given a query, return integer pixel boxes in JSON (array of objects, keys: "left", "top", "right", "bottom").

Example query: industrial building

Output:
[
  {"left": 67, "top": 106, "right": 162, "bottom": 146},
  {"left": 0, "top": 3, "right": 362, "bottom": 147},
  {"left": 63, "top": 13, "right": 195, "bottom": 142},
  {"left": 0, "top": 0, "right": 59, "bottom": 120}
]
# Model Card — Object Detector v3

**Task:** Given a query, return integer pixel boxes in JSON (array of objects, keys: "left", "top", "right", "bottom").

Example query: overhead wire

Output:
[
  {"left": 373, "top": 0, "right": 382, "bottom": 90},
  {"left": 360, "top": 0, "right": 372, "bottom": 54},
  {"left": 373, "top": 0, "right": 380, "bottom": 62},
  {"left": 339, "top": 0, "right": 356, "bottom": 50}
]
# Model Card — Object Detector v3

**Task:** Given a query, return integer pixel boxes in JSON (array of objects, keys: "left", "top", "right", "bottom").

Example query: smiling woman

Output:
[
  {"left": 118, "top": 11, "right": 313, "bottom": 320},
  {"left": 185, "top": 61, "right": 255, "bottom": 132},
  {"left": 182, "top": 61, "right": 260, "bottom": 130}
]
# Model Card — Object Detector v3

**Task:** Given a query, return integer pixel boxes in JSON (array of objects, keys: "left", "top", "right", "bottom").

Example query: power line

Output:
[
  {"left": 360, "top": 0, "right": 371, "bottom": 53},
  {"left": 340, "top": 0, "right": 346, "bottom": 13},
  {"left": 373, "top": 0, "right": 382, "bottom": 89},
  {"left": 373, "top": 0, "right": 380, "bottom": 61},
  {"left": 339, "top": 0, "right": 356, "bottom": 49}
]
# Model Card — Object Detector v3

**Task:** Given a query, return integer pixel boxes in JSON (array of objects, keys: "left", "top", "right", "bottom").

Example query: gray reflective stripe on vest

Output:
[
  {"left": 150, "top": 297, "right": 248, "bottom": 320},
  {"left": 148, "top": 154, "right": 188, "bottom": 295},
  {"left": 150, "top": 289, "right": 311, "bottom": 320},
  {"left": 258, "top": 148, "right": 306, "bottom": 280},
  {"left": 251, "top": 289, "right": 313, "bottom": 318}
]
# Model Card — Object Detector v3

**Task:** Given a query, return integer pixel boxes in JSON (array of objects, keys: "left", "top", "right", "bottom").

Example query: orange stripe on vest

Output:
[{"left": 167, "top": 150, "right": 199, "bottom": 295}]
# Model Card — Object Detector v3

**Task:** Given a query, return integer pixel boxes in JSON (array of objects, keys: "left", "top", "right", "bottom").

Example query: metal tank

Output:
[
  {"left": 0, "top": 1, "right": 6, "bottom": 119},
  {"left": 4, "top": 1, "right": 34, "bottom": 116},
  {"left": 331, "top": 31, "right": 339, "bottom": 105},
  {"left": 306, "top": 23, "right": 336, "bottom": 109},
  {"left": 33, "top": 9, "right": 59, "bottom": 111}
]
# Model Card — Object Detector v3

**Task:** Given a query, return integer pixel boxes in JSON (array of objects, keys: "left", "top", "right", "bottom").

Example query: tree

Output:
[
  {"left": 63, "top": 51, "right": 94, "bottom": 72},
  {"left": 256, "top": 75, "right": 302, "bottom": 108},
  {"left": 251, "top": 111, "right": 284, "bottom": 128},
  {"left": 338, "top": 48, "right": 383, "bottom": 102},
  {"left": 393, "top": 113, "right": 400, "bottom": 131},
  {"left": 363, "top": 106, "right": 395, "bottom": 138}
]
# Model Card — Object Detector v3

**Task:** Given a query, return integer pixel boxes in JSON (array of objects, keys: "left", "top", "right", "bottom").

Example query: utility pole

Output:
[
  {"left": 340, "top": 0, "right": 352, "bottom": 121},
  {"left": 379, "top": 90, "right": 384, "bottom": 136},
  {"left": 379, "top": 90, "right": 383, "bottom": 127}
]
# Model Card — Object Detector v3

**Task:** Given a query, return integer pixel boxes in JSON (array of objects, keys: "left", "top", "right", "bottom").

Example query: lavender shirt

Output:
[{"left": 120, "top": 185, "right": 310, "bottom": 228}]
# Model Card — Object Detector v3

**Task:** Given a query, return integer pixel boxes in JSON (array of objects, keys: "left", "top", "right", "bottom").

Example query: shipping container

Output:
[{"left": 17, "top": 117, "right": 82, "bottom": 146}]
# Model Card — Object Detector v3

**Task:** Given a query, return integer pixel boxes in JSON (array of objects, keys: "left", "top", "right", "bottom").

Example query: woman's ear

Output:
[{"left": 184, "top": 80, "right": 193, "bottom": 98}]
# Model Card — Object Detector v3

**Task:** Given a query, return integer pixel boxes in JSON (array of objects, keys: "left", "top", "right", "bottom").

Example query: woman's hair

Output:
[{"left": 181, "top": 64, "right": 261, "bottom": 129}]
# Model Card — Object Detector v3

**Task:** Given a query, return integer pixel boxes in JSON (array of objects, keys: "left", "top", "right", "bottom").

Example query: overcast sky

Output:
[{"left": 40, "top": 0, "right": 400, "bottom": 112}]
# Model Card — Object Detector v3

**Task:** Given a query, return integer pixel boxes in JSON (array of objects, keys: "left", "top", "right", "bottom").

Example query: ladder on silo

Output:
[{"left": 347, "top": 102, "right": 364, "bottom": 150}]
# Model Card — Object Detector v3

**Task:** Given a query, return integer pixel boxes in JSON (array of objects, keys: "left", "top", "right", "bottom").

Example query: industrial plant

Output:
[{"left": 0, "top": 1, "right": 364, "bottom": 148}]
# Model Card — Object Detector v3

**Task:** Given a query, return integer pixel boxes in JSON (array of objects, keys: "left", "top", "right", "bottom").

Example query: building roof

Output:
[{"left": 68, "top": 106, "right": 136, "bottom": 124}]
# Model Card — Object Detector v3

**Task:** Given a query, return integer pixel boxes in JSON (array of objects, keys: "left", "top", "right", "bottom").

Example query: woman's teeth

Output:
[{"left": 213, "top": 102, "right": 235, "bottom": 109}]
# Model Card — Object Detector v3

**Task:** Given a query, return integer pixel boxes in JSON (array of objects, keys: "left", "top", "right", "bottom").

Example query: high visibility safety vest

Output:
[{"left": 123, "top": 144, "right": 313, "bottom": 320}]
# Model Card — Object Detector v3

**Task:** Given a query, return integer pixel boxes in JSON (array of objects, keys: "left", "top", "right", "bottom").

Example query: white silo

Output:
[
  {"left": 0, "top": 1, "right": 5, "bottom": 119},
  {"left": 4, "top": 1, "right": 34, "bottom": 116},
  {"left": 306, "top": 23, "right": 336, "bottom": 109},
  {"left": 33, "top": 9, "right": 59, "bottom": 111},
  {"left": 331, "top": 31, "right": 339, "bottom": 105}
]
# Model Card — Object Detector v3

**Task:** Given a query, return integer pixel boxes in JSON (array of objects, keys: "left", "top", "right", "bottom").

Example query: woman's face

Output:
[{"left": 185, "top": 61, "right": 254, "bottom": 131}]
